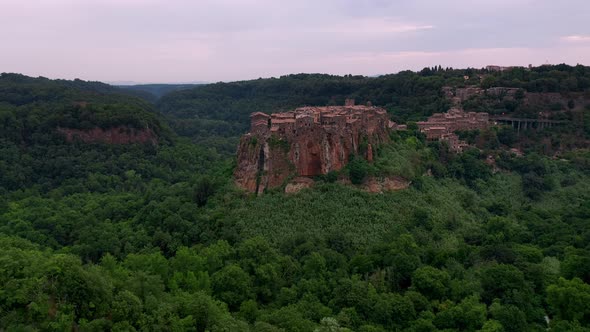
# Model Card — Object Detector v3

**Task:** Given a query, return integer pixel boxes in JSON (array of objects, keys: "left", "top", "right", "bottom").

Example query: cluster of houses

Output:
[
  {"left": 417, "top": 108, "right": 489, "bottom": 152},
  {"left": 249, "top": 99, "right": 390, "bottom": 140}
]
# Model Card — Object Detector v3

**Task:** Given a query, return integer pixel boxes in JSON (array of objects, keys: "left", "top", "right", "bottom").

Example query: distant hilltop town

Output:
[
  {"left": 234, "top": 99, "right": 391, "bottom": 194},
  {"left": 418, "top": 109, "right": 489, "bottom": 152},
  {"left": 485, "top": 63, "right": 552, "bottom": 72},
  {"left": 486, "top": 65, "right": 524, "bottom": 72}
]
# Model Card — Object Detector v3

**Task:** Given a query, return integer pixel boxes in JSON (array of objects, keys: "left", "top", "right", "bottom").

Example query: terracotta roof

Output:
[{"left": 250, "top": 112, "right": 270, "bottom": 117}]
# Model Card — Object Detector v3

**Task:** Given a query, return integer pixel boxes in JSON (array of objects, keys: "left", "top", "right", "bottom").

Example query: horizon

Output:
[
  {"left": 67, "top": 63, "right": 590, "bottom": 85},
  {"left": 2, "top": 0, "right": 590, "bottom": 84},
  {"left": 6, "top": 62, "right": 588, "bottom": 87}
]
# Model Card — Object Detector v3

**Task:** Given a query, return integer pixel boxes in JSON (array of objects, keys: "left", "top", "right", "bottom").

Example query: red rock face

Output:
[
  {"left": 57, "top": 126, "right": 158, "bottom": 145},
  {"left": 298, "top": 140, "right": 321, "bottom": 176},
  {"left": 234, "top": 137, "right": 263, "bottom": 194},
  {"left": 234, "top": 103, "right": 390, "bottom": 193}
]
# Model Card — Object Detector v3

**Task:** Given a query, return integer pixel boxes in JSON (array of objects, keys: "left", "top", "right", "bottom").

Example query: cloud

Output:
[
  {"left": 1, "top": 0, "right": 590, "bottom": 82},
  {"left": 562, "top": 35, "right": 590, "bottom": 42},
  {"left": 319, "top": 18, "right": 434, "bottom": 35}
]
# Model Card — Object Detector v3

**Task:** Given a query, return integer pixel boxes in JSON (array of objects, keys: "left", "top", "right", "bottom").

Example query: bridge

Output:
[{"left": 491, "top": 116, "right": 568, "bottom": 133}]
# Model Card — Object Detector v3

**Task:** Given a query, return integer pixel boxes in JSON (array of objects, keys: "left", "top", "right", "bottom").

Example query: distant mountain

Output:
[
  {"left": 117, "top": 83, "right": 207, "bottom": 102},
  {"left": 109, "top": 80, "right": 208, "bottom": 86}
]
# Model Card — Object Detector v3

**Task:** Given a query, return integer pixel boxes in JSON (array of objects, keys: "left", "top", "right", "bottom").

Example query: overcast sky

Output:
[{"left": 1, "top": 0, "right": 590, "bottom": 83}]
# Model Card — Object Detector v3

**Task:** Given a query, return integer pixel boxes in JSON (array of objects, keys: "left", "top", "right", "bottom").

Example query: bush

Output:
[{"left": 348, "top": 155, "right": 369, "bottom": 184}]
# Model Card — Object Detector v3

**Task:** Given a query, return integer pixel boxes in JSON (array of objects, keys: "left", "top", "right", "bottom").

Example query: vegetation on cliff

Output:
[{"left": 1, "top": 70, "right": 590, "bottom": 331}]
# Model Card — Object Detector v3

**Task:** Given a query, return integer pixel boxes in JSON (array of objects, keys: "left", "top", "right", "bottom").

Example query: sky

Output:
[{"left": 1, "top": 0, "right": 590, "bottom": 83}]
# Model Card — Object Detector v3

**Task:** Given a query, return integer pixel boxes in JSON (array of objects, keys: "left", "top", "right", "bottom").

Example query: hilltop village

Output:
[
  {"left": 234, "top": 77, "right": 590, "bottom": 193},
  {"left": 234, "top": 95, "right": 497, "bottom": 193},
  {"left": 249, "top": 99, "right": 391, "bottom": 144},
  {"left": 234, "top": 99, "right": 391, "bottom": 193},
  {"left": 418, "top": 109, "right": 489, "bottom": 152}
]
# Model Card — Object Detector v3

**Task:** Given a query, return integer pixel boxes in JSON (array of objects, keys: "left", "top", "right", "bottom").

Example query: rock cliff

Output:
[{"left": 234, "top": 100, "right": 391, "bottom": 193}]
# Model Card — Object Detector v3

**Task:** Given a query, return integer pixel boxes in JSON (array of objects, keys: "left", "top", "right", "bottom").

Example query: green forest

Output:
[{"left": 1, "top": 66, "right": 590, "bottom": 331}]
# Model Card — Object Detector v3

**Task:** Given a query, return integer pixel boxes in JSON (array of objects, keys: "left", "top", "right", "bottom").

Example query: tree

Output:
[
  {"left": 489, "top": 302, "right": 527, "bottom": 332},
  {"left": 411, "top": 266, "right": 450, "bottom": 300},
  {"left": 211, "top": 264, "right": 253, "bottom": 310},
  {"left": 433, "top": 295, "right": 487, "bottom": 331},
  {"left": 314, "top": 317, "right": 352, "bottom": 332},
  {"left": 369, "top": 292, "right": 415, "bottom": 329},
  {"left": 561, "top": 248, "right": 590, "bottom": 283},
  {"left": 348, "top": 155, "right": 369, "bottom": 184},
  {"left": 481, "top": 76, "right": 498, "bottom": 89},
  {"left": 546, "top": 277, "right": 590, "bottom": 323},
  {"left": 479, "top": 264, "right": 528, "bottom": 304},
  {"left": 497, "top": 127, "right": 516, "bottom": 146},
  {"left": 111, "top": 290, "right": 142, "bottom": 325},
  {"left": 194, "top": 177, "right": 217, "bottom": 207},
  {"left": 480, "top": 320, "right": 504, "bottom": 332},
  {"left": 238, "top": 299, "right": 259, "bottom": 324}
]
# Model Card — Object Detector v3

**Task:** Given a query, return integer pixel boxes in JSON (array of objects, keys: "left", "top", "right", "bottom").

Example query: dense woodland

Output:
[{"left": 1, "top": 66, "right": 590, "bottom": 331}]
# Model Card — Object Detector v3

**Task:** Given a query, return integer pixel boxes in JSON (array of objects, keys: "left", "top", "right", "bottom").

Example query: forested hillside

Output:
[
  {"left": 0, "top": 74, "right": 193, "bottom": 193},
  {"left": 118, "top": 84, "right": 204, "bottom": 103},
  {"left": 157, "top": 72, "right": 451, "bottom": 154},
  {"left": 157, "top": 65, "right": 590, "bottom": 155},
  {"left": 1, "top": 69, "right": 590, "bottom": 331}
]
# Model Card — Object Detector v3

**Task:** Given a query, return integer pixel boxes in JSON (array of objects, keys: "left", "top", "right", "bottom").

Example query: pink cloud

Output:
[{"left": 562, "top": 35, "right": 590, "bottom": 42}]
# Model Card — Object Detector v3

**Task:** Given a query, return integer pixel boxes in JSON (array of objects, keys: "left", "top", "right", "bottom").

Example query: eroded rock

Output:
[
  {"left": 285, "top": 177, "right": 315, "bottom": 194},
  {"left": 235, "top": 100, "right": 390, "bottom": 193},
  {"left": 363, "top": 176, "right": 411, "bottom": 193}
]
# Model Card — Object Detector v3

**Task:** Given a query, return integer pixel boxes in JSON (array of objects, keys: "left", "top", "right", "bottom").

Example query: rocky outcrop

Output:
[
  {"left": 285, "top": 177, "right": 315, "bottom": 194},
  {"left": 362, "top": 176, "right": 411, "bottom": 193},
  {"left": 57, "top": 126, "right": 158, "bottom": 145},
  {"left": 235, "top": 100, "right": 390, "bottom": 193}
]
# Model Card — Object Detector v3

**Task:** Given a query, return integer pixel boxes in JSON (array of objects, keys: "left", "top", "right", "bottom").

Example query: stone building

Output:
[
  {"left": 250, "top": 112, "right": 271, "bottom": 135},
  {"left": 486, "top": 65, "right": 521, "bottom": 72},
  {"left": 417, "top": 108, "right": 489, "bottom": 152}
]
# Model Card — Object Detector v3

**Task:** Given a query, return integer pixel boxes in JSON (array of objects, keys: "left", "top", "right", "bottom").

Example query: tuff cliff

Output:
[
  {"left": 57, "top": 126, "right": 158, "bottom": 145},
  {"left": 234, "top": 100, "right": 391, "bottom": 194}
]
